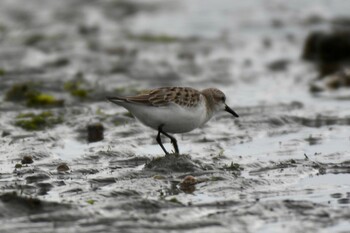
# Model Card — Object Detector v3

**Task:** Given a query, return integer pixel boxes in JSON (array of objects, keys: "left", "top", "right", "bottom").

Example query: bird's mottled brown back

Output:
[{"left": 125, "top": 87, "right": 201, "bottom": 107}]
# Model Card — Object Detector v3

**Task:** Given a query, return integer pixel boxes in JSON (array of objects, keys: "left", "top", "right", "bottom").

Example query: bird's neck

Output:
[{"left": 200, "top": 92, "right": 215, "bottom": 118}]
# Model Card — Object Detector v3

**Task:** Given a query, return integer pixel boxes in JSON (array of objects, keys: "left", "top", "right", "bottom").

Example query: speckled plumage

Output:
[
  {"left": 107, "top": 87, "right": 239, "bottom": 154},
  {"left": 117, "top": 87, "right": 201, "bottom": 108}
]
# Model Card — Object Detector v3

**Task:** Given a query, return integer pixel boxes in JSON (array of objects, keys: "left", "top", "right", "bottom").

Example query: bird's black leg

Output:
[
  {"left": 159, "top": 128, "right": 179, "bottom": 154},
  {"left": 157, "top": 126, "right": 169, "bottom": 155}
]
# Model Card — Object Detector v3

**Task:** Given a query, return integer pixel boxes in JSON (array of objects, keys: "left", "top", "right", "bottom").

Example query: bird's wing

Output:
[
  {"left": 108, "top": 87, "right": 201, "bottom": 107},
  {"left": 121, "top": 88, "right": 174, "bottom": 107}
]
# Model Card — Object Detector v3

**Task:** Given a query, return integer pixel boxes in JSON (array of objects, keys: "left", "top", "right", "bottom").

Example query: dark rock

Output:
[
  {"left": 267, "top": 59, "right": 290, "bottom": 72},
  {"left": 302, "top": 30, "right": 350, "bottom": 76},
  {"left": 21, "top": 155, "right": 34, "bottom": 164},
  {"left": 87, "top": 123, "right": 104, "bottom": 143},
  {"left": 303, "top": 30, "right": 350, "bottom": 63}
]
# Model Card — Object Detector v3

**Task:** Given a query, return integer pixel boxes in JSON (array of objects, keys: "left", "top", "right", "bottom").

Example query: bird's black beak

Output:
[{"left": 225, "top": 105, "right": 239, "bottom": 118}]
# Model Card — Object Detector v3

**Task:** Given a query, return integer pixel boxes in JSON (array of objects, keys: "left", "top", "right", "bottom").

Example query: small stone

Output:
[
  {"left": 87, "top": 123, "right": 104, "bottom": 143},
  {"left": 15, "top": 163, "right": 22, "bottom": 169},
  {"left": 21, "top": 155, "right": 33, "bottom": 164},
  {"left": 181, "top": 175, "right": 197, "bottom": 186},
  {"left": 57, "top": 163, "right": 69, "bottom": 172},
  {"left": 179, "top": 175, "right": 197, "bottom": 193},
  {"left": 267, "top": 59, "right": 289, "bottom": 72}
]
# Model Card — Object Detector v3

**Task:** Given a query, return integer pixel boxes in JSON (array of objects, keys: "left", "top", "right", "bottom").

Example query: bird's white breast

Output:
[{"left": 123, "top": 96, "right": 212, "bottom": 133}]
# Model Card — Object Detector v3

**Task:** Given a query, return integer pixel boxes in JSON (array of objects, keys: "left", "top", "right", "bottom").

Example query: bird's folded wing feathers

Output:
[
  {"left": 107, "top": 90, "right": 170, "bottom": 107},
  {"left": 108, "top": 87, "right": 201, "bottom": 107}
]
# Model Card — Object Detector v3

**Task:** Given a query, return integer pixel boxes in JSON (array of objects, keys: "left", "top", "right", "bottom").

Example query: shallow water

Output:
[{"left": 1, "top": 0, "right": 350, "bottom": 232}]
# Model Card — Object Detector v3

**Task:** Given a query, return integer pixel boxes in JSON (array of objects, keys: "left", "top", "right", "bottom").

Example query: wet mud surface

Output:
[{"left": 1, "top": 0, "right": 350, "bottom": 232}]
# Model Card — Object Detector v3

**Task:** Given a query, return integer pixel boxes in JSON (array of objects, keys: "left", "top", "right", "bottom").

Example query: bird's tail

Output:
[{"left": 106, "top": 96, "right": 127, "bottom": 105}]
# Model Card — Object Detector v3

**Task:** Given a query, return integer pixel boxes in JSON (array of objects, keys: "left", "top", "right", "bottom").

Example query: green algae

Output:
[
  {"left": 46, "top": 57, "right": 70, "bottom": 68},
  {"left": 128, "top": 33, "right": 199, "bottom": 44},
  {"left": 5, "top": 83, "right": 64, "bottom": 107},
  {"left": 123, "top": 111, "right": 134, "bottom": 118},
  {"left": 70, "top": 89, "right": 88, "bottom": 98},
  {"left": 86, "top": 199, "right": 95, "bottom": 205},
  {"left": 0, "top": 68, "right": 5, "bottom": 76},
  {"left": 0, "top": 23, "right": 6, "bottom": 33},
  {"left": 5, "top": 83, "right": 37, "bottom": 102},
  {"left": 113, "top": 119, "right": 125, "bottom": 126},
  {"left": 128, "top": 33, "right": 182, "bottom": 43},
  {"left": 15, "top": 111, "right": 63, "bottom": 131},
  {"left": 64, "top": 77, "right": 90, "bottom": 99},
  {"left": 168, "top": 197, "right": 182, "bottom": 204},
  {"left": 24, "top": 33, "right": 64, "bottom": 45},
  {"left": 26, "top": 93, "right": 64, "bottom": 107},
  {"left": 24, "top": 34, "right": 45, "bottom": 46}
]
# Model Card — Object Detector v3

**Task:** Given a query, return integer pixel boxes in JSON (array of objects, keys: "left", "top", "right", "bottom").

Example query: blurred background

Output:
[
  {"left": 1, "top": 0, "right": 350, "bottom": 104},
  {"left": 1, "top": 1, "right": 350, "bottom": 232}
]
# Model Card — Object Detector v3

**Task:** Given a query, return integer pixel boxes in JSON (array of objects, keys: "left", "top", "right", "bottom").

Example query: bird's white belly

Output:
[{"left": 126, "top": 102, "right": 209, "bottom": 133}]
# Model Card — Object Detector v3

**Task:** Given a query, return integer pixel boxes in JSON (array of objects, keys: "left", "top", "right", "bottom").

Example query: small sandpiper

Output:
[{"left": 107, "top": 87, "right": 239, "bottom": 155}]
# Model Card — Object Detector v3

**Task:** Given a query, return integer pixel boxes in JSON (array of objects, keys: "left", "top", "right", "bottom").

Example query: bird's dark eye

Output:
[{"left": 221, "top": 96, "right": 226, "bottom": 102}]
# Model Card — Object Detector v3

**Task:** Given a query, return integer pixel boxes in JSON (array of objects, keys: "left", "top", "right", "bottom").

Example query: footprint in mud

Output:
[{"left": 144, "top": 153, "right": 203, "bottom": 173}]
